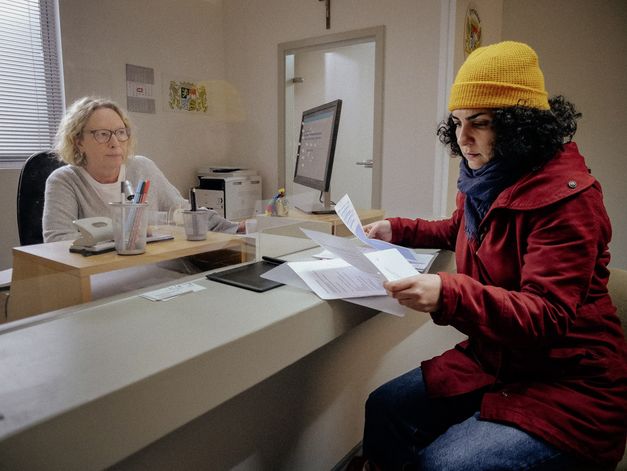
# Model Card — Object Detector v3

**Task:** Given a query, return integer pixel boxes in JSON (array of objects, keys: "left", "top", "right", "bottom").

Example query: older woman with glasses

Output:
[{"left": 43, "top": 96, "right": 244, "bottom": 242}]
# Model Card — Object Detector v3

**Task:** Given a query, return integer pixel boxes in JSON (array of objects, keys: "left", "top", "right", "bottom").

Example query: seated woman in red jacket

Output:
[{"left": 358, "top": 41, "right": 626, "bottom": 470}]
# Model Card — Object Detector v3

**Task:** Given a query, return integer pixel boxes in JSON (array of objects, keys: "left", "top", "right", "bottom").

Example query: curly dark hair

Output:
[{"left": 436, "top": 96, "right": 582, "bottom": 172}]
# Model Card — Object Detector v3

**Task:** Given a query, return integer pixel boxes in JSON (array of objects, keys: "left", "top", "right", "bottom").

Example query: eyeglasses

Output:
[{"left": 85, "top": 128, "right": 131, "bottom": 144}]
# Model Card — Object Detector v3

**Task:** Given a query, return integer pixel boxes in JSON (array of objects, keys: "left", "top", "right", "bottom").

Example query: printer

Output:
[{"left": 195, "top": 166, "right": 262, "bottom": 221}]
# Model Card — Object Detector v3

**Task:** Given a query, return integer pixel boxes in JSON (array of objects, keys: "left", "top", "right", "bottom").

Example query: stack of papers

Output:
[{"left": 262, "top": 194, "right": 438, "bottom": 316}]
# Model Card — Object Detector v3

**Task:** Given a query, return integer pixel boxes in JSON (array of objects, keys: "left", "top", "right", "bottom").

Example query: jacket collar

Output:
[{"left": 491, "top": 142, "right": 595, "bottom": 211}]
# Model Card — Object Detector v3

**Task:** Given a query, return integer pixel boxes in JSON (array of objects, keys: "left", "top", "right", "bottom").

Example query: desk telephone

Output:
[
  {"left": 70, "top": 216, "right": 174, "bottom": 255},
  {"left": 70, "top": 217, "right": 116, "bottom": 254},
  {"left": 73, "top": 217, "right": 114, "bottom": 246}
]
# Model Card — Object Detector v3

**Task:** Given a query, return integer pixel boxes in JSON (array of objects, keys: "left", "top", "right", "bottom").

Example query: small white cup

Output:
[{"left": 182, "top": 209, "right": 209, "bottom": 241}]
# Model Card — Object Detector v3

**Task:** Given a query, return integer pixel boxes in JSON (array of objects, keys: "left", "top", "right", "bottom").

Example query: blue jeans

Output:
[{"left": 363, "top": 367, "right": 601, "bottom": 471}]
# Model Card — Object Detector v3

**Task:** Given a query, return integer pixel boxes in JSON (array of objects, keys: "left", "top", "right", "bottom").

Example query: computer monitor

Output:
[{"left": 293, "top": 99, "right": 342, "bottom": 214}]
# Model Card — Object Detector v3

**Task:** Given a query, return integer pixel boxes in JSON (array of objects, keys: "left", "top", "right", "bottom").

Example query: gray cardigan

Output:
[{"left": 43, "top": 155, "right": 238, "bottom": 242}]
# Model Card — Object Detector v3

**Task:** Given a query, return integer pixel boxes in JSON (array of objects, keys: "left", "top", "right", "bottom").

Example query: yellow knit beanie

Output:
[{"left": 448, "top": 41, "right": 549, "bottom": 111}]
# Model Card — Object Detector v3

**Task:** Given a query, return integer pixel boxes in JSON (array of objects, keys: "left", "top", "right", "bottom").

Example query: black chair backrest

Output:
[{"left": 16, "top": 151, "right": 66, "bottom": 246}]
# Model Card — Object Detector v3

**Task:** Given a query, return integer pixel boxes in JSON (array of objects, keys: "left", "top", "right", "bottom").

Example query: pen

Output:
[
  {"left": 262, "top": 256, "right": 287, "bottom": 265},
  {"left": 190, "top": 188, "right": 197, "bottom": 211},
  {"left": 140, "top": 180, "right": 150, "bottom": 203},
  {"left": 132, "top": 180, "right": 144, "bottom": 204}
]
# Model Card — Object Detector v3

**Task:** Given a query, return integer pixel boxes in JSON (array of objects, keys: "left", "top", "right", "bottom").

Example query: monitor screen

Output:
[{"left": 293, "top": 99, "right": 342, "bottom": 198}]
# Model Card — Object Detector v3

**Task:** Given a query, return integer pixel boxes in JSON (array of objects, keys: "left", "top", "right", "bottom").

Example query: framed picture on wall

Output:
[
  {"left": 464, "top": 6, "right": 482, "bottom": 56},
  {"left": 166, "top": 78, "right": 208, "bottom": 113}
]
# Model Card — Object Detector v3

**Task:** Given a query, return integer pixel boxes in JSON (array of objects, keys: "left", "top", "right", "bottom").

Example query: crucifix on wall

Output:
[{"left": 319, "top": 0, "right": 330, "bottom": 29}]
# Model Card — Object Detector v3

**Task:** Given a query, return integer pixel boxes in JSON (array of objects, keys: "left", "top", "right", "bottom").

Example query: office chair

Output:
[
  {"left": 16, "top": 150, "right": 66, "bottom": 246},
  {"left": 1, "top": 150, "right": 62, "bottom": 321}
]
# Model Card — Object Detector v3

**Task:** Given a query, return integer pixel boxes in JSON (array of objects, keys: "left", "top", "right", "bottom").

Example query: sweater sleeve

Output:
[
  {"left": 43, "top": 168, "right": 82, "bottom": 242},
  {"left": 129, "top": 156, "right": 239, "bottom": 233}
]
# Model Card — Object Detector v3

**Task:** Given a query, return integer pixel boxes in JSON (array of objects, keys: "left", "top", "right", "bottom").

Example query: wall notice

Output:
[{"left": 126, "top": 64, "right": 155, "bottom": 114}]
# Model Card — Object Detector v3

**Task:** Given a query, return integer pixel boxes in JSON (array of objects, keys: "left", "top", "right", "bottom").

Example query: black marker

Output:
[
  {"left": 189, "top": 188, "right": 197, "bottom": 211},
  {"left": 262, "top": 256, "right": 287, "bottom": 265}
]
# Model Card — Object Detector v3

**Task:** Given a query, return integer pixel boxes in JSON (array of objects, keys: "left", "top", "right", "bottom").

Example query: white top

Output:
[{"left": 77, "top": 164, "right": 125, "bottom": 205}]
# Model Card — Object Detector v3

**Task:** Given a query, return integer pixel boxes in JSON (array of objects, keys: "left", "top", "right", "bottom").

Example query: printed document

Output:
[
  {"left": 261, "top": 262, "right": 413, "bottom": 317},
  {"left": 334, "top": 194, "right": 435, "bottom": 272},
  {"left": 260, "top": 193, "right": 439, "bottom": 316}
]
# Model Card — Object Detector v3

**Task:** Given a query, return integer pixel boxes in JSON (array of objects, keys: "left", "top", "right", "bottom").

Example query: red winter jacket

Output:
[{"left": 388, "top": 143, "right": 627, "bottom": 464}]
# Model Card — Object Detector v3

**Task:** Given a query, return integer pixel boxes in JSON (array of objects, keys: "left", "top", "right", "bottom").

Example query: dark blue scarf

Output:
[{"left": 457, "top": 158, "right": 522, "bottom": 241}]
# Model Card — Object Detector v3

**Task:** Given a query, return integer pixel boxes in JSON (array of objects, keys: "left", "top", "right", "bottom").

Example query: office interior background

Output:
[
  {"left": 0, "top": 0, "right": 625, "bottom": 272},
  {"left": 0, "top": 1, "right": 626, "bottom": 469}
]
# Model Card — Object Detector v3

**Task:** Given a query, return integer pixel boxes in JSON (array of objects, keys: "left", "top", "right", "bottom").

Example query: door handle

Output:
[{"left": 355, "top": 160, "right": 373, "bottom": 168}]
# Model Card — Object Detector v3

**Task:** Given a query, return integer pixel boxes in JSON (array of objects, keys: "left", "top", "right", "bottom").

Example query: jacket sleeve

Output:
[
  {"left": 388, "top": 192, "right": 464, "bottom": 250},
  {"left": 433, "top": 184, "right": 610, "bottom": 347}
]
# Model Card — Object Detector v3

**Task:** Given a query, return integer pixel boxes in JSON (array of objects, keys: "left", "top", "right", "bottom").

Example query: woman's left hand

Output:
[{"left": 384, "top": 274, "right": 443, "bottom": 313}]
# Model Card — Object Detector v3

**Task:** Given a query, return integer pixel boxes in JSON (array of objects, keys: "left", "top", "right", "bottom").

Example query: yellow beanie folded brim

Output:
[
  {"left": 449, "top": 81, "right": 550, "bottom": 111},
  {"left": 448, "top": 41, "right": 550, "bottom": 111}
]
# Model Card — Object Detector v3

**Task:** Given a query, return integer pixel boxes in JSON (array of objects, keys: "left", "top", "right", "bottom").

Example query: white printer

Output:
[{"left": 195, "top": 166, "right": 261, "bottom": 221}]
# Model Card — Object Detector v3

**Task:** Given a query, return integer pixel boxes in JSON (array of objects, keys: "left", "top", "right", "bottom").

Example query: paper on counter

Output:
[
  {"left": 301, "top": 228, "right": 419, "bottom": 281},
  {"left": 140, "top": 282, "right": 205, "bottom": 301},
  {"left": 311, "top": 249, "right": 336, "bottom": 259},
  {"left": 261, "top": 248, "right": 417, "bottom": 302},
  {"left": 261, "top": 262, "right": 409, "bottom": 317},
  {"left": 287, "top": 258, "right": 386, "bottom": 299}
]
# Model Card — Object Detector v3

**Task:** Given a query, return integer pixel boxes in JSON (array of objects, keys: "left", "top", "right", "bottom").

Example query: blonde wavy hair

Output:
[{"left": 54, "top": 97, "right": 135, "bottom": 166}]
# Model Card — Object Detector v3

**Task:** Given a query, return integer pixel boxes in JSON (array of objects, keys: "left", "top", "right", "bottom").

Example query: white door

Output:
[{"left": 285, "top": 41, "right": 375, "bottom": 209}]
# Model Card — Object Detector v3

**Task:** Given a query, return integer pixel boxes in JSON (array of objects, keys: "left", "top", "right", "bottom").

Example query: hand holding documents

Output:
[
  {"left": 334, "top": 194, "right": 434, "bottom": 272},
  {"left": 261, "top": 194, "right": 438, "bottom": 316}
]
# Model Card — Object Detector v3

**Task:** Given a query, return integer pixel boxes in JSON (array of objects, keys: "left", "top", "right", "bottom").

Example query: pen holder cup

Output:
[
  {"left": 182, "top": 209, "right": 209, "bottom": 241},
  {"left": 109, "top": 202, "right": 149, "bottom": 255}
]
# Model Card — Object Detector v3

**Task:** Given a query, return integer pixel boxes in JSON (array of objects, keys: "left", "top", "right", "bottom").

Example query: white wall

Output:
[
  {"left": 60, "top": 0, "right": 231, "bottom": 191},
  {"left": 502, "top": 0, "right": 627, "bottom": 269},
  {"left": 223, "top": 0, "right": 444, "bottom": 219}
]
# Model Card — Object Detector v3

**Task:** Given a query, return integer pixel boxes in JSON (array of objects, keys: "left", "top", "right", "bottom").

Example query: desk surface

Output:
[
  {"left": 7, "top": 228, "right": 251, "bottom": 321},
  {"left": 12, "top": 227, "right": 247, "bottom": 275},
  {"left": 0, "top": 241, "right": 387, "bottom": 470}
]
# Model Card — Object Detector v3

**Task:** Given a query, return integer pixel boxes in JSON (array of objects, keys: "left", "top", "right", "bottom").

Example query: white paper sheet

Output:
[
  {"left": 300, "top": 228, "right": 380, "bottom": 275},
  {"left": 287, "top": 259, "right": 386, "bottom": 299},
  {"left": 140, "top": 282, "right": 205, "bottom": 301},
  {"left": 261, "top": 262, "right": 409, "bottom": 317},
  {"left": 334, "top": 194, "right": 429, "bottom": 266},
  {"left": 258, "top": 193, "right": 441, "bottom": 317},
  {"left": 364, "top": 248, "right": 419, "bottom": 281},
  {"left": 300, "top": 228, "right": 420, "bottom": 281}
]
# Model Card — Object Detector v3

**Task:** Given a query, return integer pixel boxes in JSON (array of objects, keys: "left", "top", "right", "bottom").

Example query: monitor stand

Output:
[{"left": 296, "top": 191, "right": 336, "bottom": 214}]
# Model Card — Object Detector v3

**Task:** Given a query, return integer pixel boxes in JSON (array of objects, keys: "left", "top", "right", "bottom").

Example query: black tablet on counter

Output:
[{"left": 206, "top": 259, "right": 285, "bottom": 293}]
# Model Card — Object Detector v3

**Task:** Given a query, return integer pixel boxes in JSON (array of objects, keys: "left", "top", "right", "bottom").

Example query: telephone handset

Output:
[{"left": 72, "top": 217, "right": 114, "bottom": 247}]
